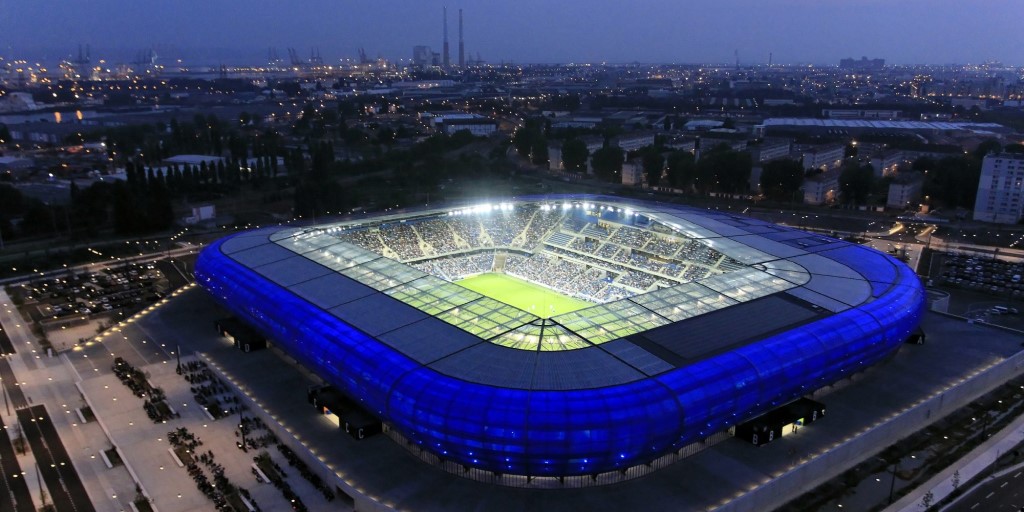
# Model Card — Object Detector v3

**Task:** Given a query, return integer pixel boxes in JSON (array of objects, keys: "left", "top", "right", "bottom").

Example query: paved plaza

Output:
[
  {"left": 4, "top": 282, "right": 1024, "bottom": 511},
  {"left": 72, "top": 286, "right": 1024, "bottom": 512}
]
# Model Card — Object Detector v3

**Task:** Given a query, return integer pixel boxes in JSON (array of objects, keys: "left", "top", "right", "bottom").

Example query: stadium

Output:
[{"left": 194, "top": 196, "right": 925, "bottom": 480}]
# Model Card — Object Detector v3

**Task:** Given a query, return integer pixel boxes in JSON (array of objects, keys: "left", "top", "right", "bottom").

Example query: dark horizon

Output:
[
  {"left": 3, "top": 45, "right": 1020, "bottom": 70},
  {"left": 2, "top": 0, "right": 1022, "bottom": 68}
]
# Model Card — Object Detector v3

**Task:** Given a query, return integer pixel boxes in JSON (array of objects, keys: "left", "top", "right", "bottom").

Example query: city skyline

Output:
[{"left": 2, "top": 0, "right": 1023, "bottom": 66}]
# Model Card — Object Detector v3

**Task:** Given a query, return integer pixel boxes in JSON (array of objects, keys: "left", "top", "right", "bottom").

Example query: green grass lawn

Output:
[{"left": 456, "top": 273, "right": 593, "bottom": 319}]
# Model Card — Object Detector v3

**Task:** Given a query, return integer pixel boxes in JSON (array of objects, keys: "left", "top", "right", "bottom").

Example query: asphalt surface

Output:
[
  {"left": 15, "top": 405, "right": 95, "bottom": 512},
  {"left": 0, "top": 325, "right": 14, "bottom": 355},
  {"left": 0, "top": 357, "right": 28, "bottom": 409},
  {"left": 947, "top": 468, "right": 1024, "bottom": 512},
  {"left": 155, "top": 259, "right": 191, "bottom": 290},
  {"left": 112, "top": 288, "right": 1024, "bottom": 512},
  {"left": 0, "top": 413, "right": 34, "bottom": 512}
]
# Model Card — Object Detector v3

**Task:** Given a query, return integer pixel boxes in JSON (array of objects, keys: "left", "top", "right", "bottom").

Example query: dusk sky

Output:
[{"left": 3, "top": 0, "right": 1023, "bottom": 66}]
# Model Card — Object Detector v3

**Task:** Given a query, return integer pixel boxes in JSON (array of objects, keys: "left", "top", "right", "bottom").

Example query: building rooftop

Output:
[
  {"left": 210, "top": 198, "right": 909, "bottom": 392},
  {"left": 765, "top": 117, "right": 1008, "bottom": 133}
]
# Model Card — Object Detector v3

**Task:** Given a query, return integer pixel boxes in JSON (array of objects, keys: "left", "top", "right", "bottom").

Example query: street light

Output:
[{"left": 875, "top": 456, "right": 901, "bottom": 504}]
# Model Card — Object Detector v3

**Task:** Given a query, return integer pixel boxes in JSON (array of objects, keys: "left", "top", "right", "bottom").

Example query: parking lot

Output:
[
  {"left": 936, "top": 253, "right": 1024, "bottom": 298},
  {"left": 5, "top": 262, "right": 170, "bottom": 350}
]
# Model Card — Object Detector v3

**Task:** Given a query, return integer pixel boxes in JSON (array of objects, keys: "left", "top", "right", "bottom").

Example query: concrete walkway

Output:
[
  {"left": 886, "top": 407, "right": 1024, "bottom": 512},
  {"left": 1, "top": 288, "right": 141, "bottom": 512}
]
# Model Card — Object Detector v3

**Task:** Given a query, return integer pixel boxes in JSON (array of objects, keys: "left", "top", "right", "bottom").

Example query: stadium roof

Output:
[{"left": 212, "top": 198, "right": 901, "bottom": 391}]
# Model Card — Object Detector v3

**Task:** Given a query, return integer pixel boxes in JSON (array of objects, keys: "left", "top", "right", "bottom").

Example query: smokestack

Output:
[
  {"left": 442, "top": 6, "right": 450, "bottom": 68},
  {"left": 458, "top": 9, "right": 465, "bottom": 68}
]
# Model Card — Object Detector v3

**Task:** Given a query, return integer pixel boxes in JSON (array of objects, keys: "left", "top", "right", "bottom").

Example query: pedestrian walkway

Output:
[
  {"left": 78, "top": 353, "right": 336, "bottom": 512},
  {"left": 1, "top": 288, "right": 141, "bottom": 511},
  {"left": 887, "top": 407, "right": 1024, "bottom": 512}
]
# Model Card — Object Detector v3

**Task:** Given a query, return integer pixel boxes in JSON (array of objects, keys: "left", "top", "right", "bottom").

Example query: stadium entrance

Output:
[
  {"left": 735, "top": 398, "right": 826, "bottom": 447},
  {"left": 307, "top": 386, "right": 383, "bottom": 440}
]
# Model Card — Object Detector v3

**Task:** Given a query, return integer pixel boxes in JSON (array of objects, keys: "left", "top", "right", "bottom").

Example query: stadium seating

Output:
[{"left": 333, "top": 205, "right": 734, "bottom": 304}]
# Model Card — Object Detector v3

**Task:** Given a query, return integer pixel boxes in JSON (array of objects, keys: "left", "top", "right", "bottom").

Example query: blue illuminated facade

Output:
[{"left": 194, "top": 199, "right": 925, "bottom": 477}]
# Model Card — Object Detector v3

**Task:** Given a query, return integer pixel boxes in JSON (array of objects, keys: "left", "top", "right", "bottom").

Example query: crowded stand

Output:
[
  {"left": 563, "top": 218, "right": 588, "bottom": 233},
  {"left": 380, "top": 223, "right": 425, "bottom": 260},
  {"left": 337, "top": 229, "right": 385, "bottom": 254},
  {"left": 597, "top": 243, "right": 621, "bottom": 260},
  {"left": 414, "top": 219, "right": 463, "bottom": 254},
  {"left": 328, "top": 204, "right": 740, "bottom": 305},
  {"left": 610, "top": 225, "right": 654, "bottom": 248},
  {"left": 570, "top": 238, "right": 600, "bottom": 255},
  {"left": 411, "top": 253, "right": 494, "bottom": 281},
  {"left": 445, "top": 216, "right": 484, "bottom": 247},
  {"left": 678, "top": 239, "right": 722, "bottom": 267},
  {"left": 521, "top": 209, "right": 564, "bottom": 249},
  {"left": 644, "top": 237, "right": 684, "bottom": 258},
  {"left": 619, "top": 270, "right": 658, "bottom": 291}
]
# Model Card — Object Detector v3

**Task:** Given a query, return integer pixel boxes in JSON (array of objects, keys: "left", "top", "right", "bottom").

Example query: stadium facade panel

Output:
[{"left": 195, "top": 197, "right": 925, "bottom": 477}]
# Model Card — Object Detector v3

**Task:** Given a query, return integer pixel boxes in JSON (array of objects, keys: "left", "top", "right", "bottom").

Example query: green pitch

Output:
[{"left": 456, "top": 273, "right": 593, "bottom": 319}]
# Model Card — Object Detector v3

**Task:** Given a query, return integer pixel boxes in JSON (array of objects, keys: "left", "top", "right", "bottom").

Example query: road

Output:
[
  {"left": 0, "top": 357, "right": 28, "bottom": 410},
  {"left": 0, "top": 413, "right": 34, "bottom": 512},
  {"left": 947, "top": 468, "right": 1024, "bottom": 511},
  {"left": 0, "top": 245, "right": 200, "bottom": 287},
  {"left": 0, "top": 324, "right": 15, "bottom": 355},
  {"left": 15, "top": 405, "right": 95, "bottom": 512}
]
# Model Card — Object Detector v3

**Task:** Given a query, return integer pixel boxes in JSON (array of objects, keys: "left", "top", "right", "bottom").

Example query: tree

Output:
[
  {"left": 695, "top": 144, "right": 752, "bottom": 193},
  {"left": 530, "top": 137, "right": 549, "bottom": 166},
  {"left": 759, "top": 159, "right": 805, "bottom": 201},
  {"left": 912, "top": 156, "right": 935, "bottom": 172},
  {"left": 665, "top": 151, "right": 697, "bottom": 190},
  {"left": 561, "top": 138, "right": 589, "bottom": 173},
  {"left": 641, "top": 148, "right": 665, "bottom": 187},
  {"left": 0, "top": 184, "right": 25, "bottom": 216},
  {"left": 923, "top": 155, "right": 982, "bottom": 209},
  {"left": 591, "top": 146, "right": 624, "bottom": 182},
  {"left": 146, "top": 178, "right": 175, "bottom": 231},
  {"left": 513, "top": 118, "right": 545, "bottom": 160},
  {"left": 920, "top": 490, "right": 934, "bottom": 509},
  {"left": 974, "top": 139, "right": 1002, "bottom": 159},
  {"left": 839, "top": 162, "right": 875, "bottom": 205}
]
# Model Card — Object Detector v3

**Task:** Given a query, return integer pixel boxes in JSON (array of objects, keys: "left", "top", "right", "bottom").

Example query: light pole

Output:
[
  {"left": 877, "top": 455, "right": 900, "bottom": 505},
  {"left": 238, "top": 407, "right": 247, "bottom": 452},
  {"left": 887, "top": 458, "right": 899, "bottom": 504}
]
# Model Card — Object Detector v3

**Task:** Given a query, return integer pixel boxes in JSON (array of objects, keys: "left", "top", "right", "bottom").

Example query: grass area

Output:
[{"left": 456, "top": 273, "right": 593, "bottom": 319}]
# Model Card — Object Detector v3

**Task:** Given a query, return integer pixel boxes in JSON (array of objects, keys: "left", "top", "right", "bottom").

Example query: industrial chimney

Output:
[
  {"left": 442, "top": 7, "right": 450, "bottom": 68},
  {"left": 458, "top": 9, "right": 465, "bottom": 68}
]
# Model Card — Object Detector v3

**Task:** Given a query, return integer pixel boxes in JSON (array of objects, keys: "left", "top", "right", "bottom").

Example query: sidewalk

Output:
[
  {"left": 886, "top": 408, "right": 1024, "bottom": 512},
  {"left": 1, "top": 288, "right": 140, "bottom": 512},
  {"left": 78, "top": 352, "right": 337, "bottom": 512}
]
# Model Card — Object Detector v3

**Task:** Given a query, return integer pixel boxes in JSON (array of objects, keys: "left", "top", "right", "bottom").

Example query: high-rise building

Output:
[
  {"left": 412, "top": 45, "right": 433, "bottom": 68},
  {"left": 973, "top": 153, "right": 1024, "bottom": 223},
  {"left": 839, "top": 57, "right": 885, "bottom": 70}
]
